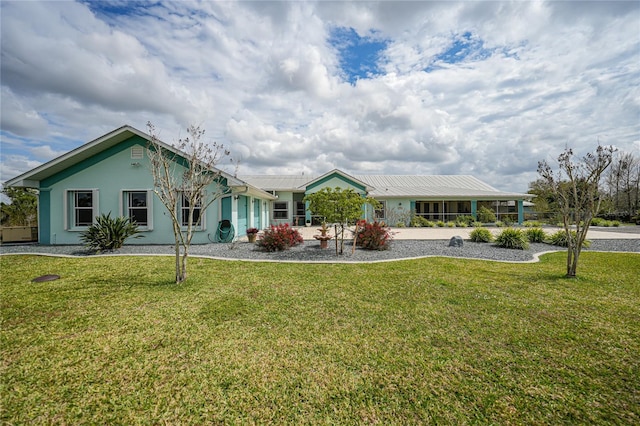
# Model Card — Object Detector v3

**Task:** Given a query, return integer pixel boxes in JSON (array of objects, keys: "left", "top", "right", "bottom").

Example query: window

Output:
[
  {"left": 180, "top": 193, "right": 204, "bottom": 229},
  {"left": 374, "top": 201, "right": 386, "bottom": 220},
  {"left": 128, "top": 192, "right": 148, "bottom": 225},
  {"left": 273, "top": 201, "right": 289, "bottom": 220},
  {"left": 74, "top": 191, "right": 94, "bottom": 226},
  {"left": 65, "top": 189, "right": 99, "bottom": 229},
  {"left": 122, "top": 190, "right": 153, "bottom": 229}
]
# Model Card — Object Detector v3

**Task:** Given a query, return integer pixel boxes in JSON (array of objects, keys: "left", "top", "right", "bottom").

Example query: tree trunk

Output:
[{"left": 178, "top": 251, "right": 188, "bottom": 283}]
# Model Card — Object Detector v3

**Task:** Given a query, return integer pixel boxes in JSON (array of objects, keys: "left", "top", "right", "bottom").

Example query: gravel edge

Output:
[{"left": 1, "top": 239, "right": 638, "bottom": 263}]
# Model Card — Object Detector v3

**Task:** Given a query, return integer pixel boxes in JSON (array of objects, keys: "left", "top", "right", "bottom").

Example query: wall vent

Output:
[{"left": 131, "top": 146, "right": 144, "bottom": 159}]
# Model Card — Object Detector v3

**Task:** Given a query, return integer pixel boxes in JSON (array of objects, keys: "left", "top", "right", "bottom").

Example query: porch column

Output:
[
  {"left": 231, "top": 196, "right": 238, "bottom": 231},
  {"left": 471, "top": 200, "right": 477, "bottom": 220},
  {"left": 517, "top": 200, "right": 524, "bottom": 224},
  {"left": 248, "top": 197, "right": 254, "bottom": 228},
  {"left": 305, "top": 200, "right": 311, "bottom": 224}
]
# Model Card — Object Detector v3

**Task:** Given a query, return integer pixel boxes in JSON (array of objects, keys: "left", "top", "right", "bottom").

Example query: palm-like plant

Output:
[{"left": 80, "top": 212, "right": 142, "bottom": 252}]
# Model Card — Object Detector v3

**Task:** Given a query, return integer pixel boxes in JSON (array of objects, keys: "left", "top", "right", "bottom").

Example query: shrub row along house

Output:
[{"left": 4, "top": 125, "right": 531, "bottom": 245}]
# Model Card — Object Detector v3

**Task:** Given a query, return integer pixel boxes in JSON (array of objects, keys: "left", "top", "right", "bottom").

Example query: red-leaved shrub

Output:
[
  {"left": 356, "top": 221, "right": 392, "bottom": 250},
  {"left": 256, "top": 223, "right": 304, "bottom": 252}
]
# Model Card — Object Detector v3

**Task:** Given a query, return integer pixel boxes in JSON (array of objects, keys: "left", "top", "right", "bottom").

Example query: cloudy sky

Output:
[{"left": 1, "top": 0, "right": 639, "bottom": 193}]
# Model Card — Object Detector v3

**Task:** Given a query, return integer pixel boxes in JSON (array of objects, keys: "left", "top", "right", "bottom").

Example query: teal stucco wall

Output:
[{"left": 38, "top": 136, "right": 232, "bottom": 245}]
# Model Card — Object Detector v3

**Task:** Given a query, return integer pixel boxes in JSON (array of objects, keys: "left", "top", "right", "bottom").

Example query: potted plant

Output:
[
  {"left": 246, "top": 227, "right": 259, "bottom": 243},
  {"left": 313, "top": 222, "right": 332, "bottom": 249}
]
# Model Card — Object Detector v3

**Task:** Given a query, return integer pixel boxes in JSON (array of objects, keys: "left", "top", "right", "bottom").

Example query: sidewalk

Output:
[{"left": 294, "top": 225, "right": 640, "bottom": 241}]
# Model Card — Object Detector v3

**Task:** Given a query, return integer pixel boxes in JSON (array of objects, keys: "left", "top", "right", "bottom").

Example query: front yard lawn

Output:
[{"left": 1, "top": 252, "right": 639, "bottom": 424}]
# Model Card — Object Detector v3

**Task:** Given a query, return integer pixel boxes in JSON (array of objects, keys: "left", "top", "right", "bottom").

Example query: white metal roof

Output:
[{"left": 239, "top": 173, "right": 530, "bottom": 199}]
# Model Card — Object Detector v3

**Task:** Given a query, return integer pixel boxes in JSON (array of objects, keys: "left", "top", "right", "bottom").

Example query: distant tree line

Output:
[
  {"left": 603, "top": 151, "right": 640, "bottom": 220},
  {"left": 1, "top": 187, "right": 37, "bottom": 227},
  {"left": 529, "top": 149, "right": 639, "bottom": 222}
]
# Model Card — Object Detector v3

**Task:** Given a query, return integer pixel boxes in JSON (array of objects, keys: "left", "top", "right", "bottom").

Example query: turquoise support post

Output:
[
  {"left": 305, "top": 200, "right": 311, "bottom": 224},
  {"left": 471, "top": 200, "right": 477, "bottom": 220},
  {"left": 39, "top": 189, "right": 51, "bottom": 244},
  {"left": 517, "top": 200, "right": 524, "bottom": 224}
]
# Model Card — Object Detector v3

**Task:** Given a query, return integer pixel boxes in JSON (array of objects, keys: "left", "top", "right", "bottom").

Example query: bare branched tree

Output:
[
  {"left": 538, "top": 145, "right": 615, "bottom": 277},
  {"left": 606, "top": 152, "right": 639, "bottom": 219},
  {"left": 146, "top": 122, "right": 232, "bottom": 283}
]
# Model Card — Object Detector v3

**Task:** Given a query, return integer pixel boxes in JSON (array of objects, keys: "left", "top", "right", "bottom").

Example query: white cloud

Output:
[{"left": 1, "top": 0, "right": 638, "bottom": 194}]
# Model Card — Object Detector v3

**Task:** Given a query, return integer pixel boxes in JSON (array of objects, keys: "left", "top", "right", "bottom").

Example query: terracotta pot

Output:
[{"left": 247, "top": 234, "right": 257, "bottom": 243}]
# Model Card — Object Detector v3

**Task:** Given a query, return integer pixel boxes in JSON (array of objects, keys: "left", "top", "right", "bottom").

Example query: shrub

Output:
[
  {"left": 436, "top": 221, "right": 445, "bottom": 227},
  {"left": 446, "top": 221, "right": 456, "bottom": 228},
  {"left": 547, "top": 230, "right": 591, "bottom": 248},
  {"left": 356, "top": 221, "right": 392, "bottom": 250},
  {"left": 256, "top": 223, "right": 303, "bottom": 252},
  {"left": 469, "top": 227, "right": 494, "bottom": 243},
  {"left": 456, "top": 215, "right": 475, "bottom": 226},
  {"left": 410, "top": 215, "right": 431, "bottom": 227},
  {"left": 424, "top": 220, "right": 436, "bottom": 227},
  {"left": 495, "top": 220, "right": 505, "bottom": 228},
  {"left": 611, "top": 220, "right": 621, "bottom": 227},
  {"left": 525, "top": 227, "right": 547, "bottom": 243},
  {"left": 455, "top": 221, "right": 468, "bottom": 227},
  {"left": 472, "top": 221, "right": 483, "bottom": 228},
  {"left": 80, "top": 212, "right": 142, "bottom": 252},
  {"left": 523, "top": 220, "right": 542, "bottom": 227},
  {"left": 477, "top": 206, "right": 496, "bottom": 223},
  {"left": 591, "top": 217, "right": 606, "bottom": 226},
  {"left": 396, "top": 222, "right": 406, "bottom": 228},
  {"left": 495, "top": 228, "right": 529, "bottom": 250}
]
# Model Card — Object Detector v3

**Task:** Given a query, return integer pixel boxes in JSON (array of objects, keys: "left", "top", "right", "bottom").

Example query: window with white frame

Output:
[
  {"left": 180, "top": 193, "right": 204, "bottom": 229},
  {"left": 273, "top": 201, "right": 289, "bottom": 220},
  {"left": 120, "top": 189, "right": 153, "bottom": 231},
  {"left": 374, "top": 200, "right": 386, "bottom": 220},
  {"left": 125, "top": 191, "right": 151, "bottom": 227},
  {"left": 66, "top": 189, "right": 98, "bottom": 229}
]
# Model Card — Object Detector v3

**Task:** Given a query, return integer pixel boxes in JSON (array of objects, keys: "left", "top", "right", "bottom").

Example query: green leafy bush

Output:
[
  {"left": 472, "top": 221, "right": 483, "bottom": 227},
  {"left": 356, "top": 221, "right": 392, "bottom": 250},
  {"left": 495, "top": 228, "right": 529, "bottom": 250},
  {"left": 469, "top": 227, "right": 494, "bottom": 243},
  {"left": 456, "top": 216, "right": 475, "bottom": 227},
  {"left": 547, "top": 230, "right": 591, "bottom": 248},
  {"left": 495, "top": 220, "right": 505, "bottom": 228},
  {"left": 410, "top": 215, "right": 432, "bottom": 227},
  {"left": 523, "top": 220, "right": 542, "bottom": 227},
  {"left": 476, "top": 206, "right": 496, "bottom": 223},
  {"left": 436, "top": 221, "right": 445, "bottom": 227},
  {"left": 256, "top": 223, "right": 304, "bottom": 252},
  {"left": 525, "top": 227, "right": 547, "bottom": 243},
  {"left": 446, "top": 221, "right": 456, "bottom": 228},
  {"left": 80, "top": 212, "right": 142, "bottom": 252},
  {"left": 611, "top": 220, "right": 621, "bottom": 227}
]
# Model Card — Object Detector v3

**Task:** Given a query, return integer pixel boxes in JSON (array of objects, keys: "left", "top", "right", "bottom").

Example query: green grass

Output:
[{"left": 2, "top": 253, "right": 639, "bottom": 424}]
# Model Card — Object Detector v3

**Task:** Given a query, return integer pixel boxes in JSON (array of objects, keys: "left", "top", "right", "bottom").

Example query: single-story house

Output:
[
  {"left": 240, "top": 170, "right": 531, "bottom": 228},
  {"left": 5, "top": 125, "right": 531, "bottom": 245},
  {"left": 4, "top": 125, "right": 276, "bottom": 245}
]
